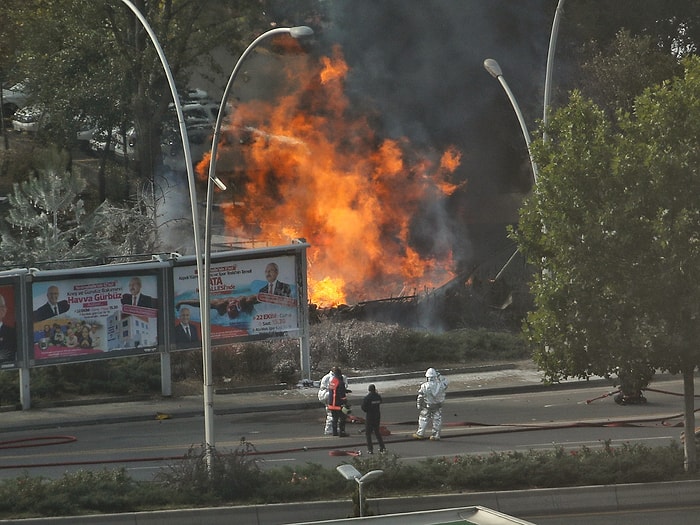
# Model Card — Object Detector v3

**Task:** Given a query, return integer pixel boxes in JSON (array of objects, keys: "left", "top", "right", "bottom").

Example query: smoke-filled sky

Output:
[
  {"left": 189, "top": 1, "right": 557, "bottom": 305},
  {"left": 323, "top": 1, "right": 551, "bottom": 187},
  {"left": 319, "top": 1, "right": 554, "bottom": 266}
]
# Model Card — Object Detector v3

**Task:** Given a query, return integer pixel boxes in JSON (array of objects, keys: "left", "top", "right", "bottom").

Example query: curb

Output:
[
  {"left": 6, "top": 480, "right": 700, "bottom": 524},
  {"left": 0, "top": 367, "right": 681, "bottom": 433}
]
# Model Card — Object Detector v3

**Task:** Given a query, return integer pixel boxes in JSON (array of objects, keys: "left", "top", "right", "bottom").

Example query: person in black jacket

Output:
[{"left": 361, "top": 384, "right": 386, "bottom": 454}]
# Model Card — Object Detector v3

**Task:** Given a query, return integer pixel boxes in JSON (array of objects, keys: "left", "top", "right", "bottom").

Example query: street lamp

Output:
[
  {"left": 483, "top": 58, "right": 538, "bottom": 184},
  {"left": 201, "top": 25, "right": 314, "bottom": 461},
  {"left": 483, "top": 4, "right": 565, "bottom": 281},
  {"left": 118, "top": 0, "right": 215, "bottom": 462},
  {"left": 116, "top": 3, "right": 312, "bottom": 469},
  {"left": 543, "top": 0, "right": 566, "bottom": 139},
  {"left": 336, "top": 465, "right": 384, "bottom": 517}
]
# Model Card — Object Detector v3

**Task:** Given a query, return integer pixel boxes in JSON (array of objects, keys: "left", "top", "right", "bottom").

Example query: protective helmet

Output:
[{"left": 425, "top": 367, "right": 438, "bottom": 378}]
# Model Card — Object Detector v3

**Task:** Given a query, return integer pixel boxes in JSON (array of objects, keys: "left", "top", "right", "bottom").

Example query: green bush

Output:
[
  {"left": 273, "top": 358, "right": 298, "bottom": 383},
  {"left": 0, "top": 323, "right": 529, "bottom": 406},
  {"left": 154, "top": 441, "right": 265, "bottom": 503},
  {"left": 0, "top": 441, "right": 693, "bottom": 519}
]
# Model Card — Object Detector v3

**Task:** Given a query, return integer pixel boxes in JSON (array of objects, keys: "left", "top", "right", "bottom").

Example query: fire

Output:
[
  {"left": 198, "top": 45, "right": 461, "bottom": 307},
  {"left": 308, "top": 276, "right": 346, "bottom": 307}
]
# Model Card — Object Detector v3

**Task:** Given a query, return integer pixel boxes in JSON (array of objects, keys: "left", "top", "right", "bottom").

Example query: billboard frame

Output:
[
  {"left": 169, "top": 243, "right": 310, "bottom": 378},
  {"left": 27, "top": 262, "right": 169, "bottom": 367}
]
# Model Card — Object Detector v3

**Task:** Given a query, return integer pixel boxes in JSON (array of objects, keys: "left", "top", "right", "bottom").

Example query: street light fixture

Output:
[
  {"left": 483, "top": 58, "right": 538, "bottom": 184},
  {"left": 201, "top": 25, "right": 314, "bottom": 462},
  {"left": 483, "top": 3, "right": 565, "bottom": 281},
  {"left": 543, "top": 0, "right": 566, "bottom": 139},
  {"left": 336, "top": 465, "right": 384, "bottom": 517},
  {"left": 118, "top": 1, "right": 313, "bottom": 470},
  {"left": 117, "top": 0, "right": 214, "bottom": 463}
]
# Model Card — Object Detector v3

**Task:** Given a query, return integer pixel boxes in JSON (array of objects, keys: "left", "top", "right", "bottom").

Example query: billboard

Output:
[
  {"left": 172, "top": 251, "right": 302, "bottom": 347},
  {"left": 0, "top": 282, "right": 20, "bottom": 369},
  {"left": 30, "top": 267, "right": 163, "bottom": 364}
]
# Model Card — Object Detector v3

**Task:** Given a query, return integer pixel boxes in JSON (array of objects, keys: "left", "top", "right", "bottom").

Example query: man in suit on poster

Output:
[
  {"left": 121, "top": 277, "right": 155, "bottom": 308},
  {"left": 174, "top": 307, "right": 200, "bottom": 346},
  {"left": 258, "top": 262, "right": 292, "bottom": 297},
  {"left": 33, "top": 285, "right": 70, "bottom": 323}
]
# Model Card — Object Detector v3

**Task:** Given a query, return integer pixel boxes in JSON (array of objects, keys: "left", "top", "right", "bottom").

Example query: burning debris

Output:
[{"left": 198, "top": 46, "right": 463, "bottom": 307}]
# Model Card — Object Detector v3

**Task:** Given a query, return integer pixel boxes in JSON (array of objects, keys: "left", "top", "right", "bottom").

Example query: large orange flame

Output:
[{"left": 198, "top": 45, "right": 462, "bottom": 307}]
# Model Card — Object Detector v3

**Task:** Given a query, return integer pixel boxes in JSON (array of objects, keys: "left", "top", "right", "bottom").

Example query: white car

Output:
[
  {"left": 89, "top": 125, "right": 137, "bottom": 161},
  {"left": 167, "top": 100, "right": 229, "bottom": 128},
  {"left": 11, "top": 105, "right": 44, "bottom": 132},
  {"left": 181, "top": 87, "right": 209, "bottom": 103},
  {"left": 75, "top": 116, "right": 97, "bottom": 148},
  {"left": 1, "top": 81, "right": 29, "bottom": 118}
]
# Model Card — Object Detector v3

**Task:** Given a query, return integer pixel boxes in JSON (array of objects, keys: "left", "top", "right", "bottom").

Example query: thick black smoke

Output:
[
  {"left": 259, "top": 1, "right": 556, "bottom": 278},
  {"left": 313, "top": 1, "right": 554, "bottom": 271}
]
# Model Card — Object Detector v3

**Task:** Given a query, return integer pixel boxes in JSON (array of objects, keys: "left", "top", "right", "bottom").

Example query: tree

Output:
[
  {"left": 1, "top": 1, "right": 321, "bottom": 253},
  {"left": 578, "top": 30, "right": 681, "bottom": 116},
  {"left": 0, "top": 148, "right": 158, "bottom": 268},
  {"left": 548, "top": 1, "right": 700, "bottom": 117},
  {"left": 515, "top": 56, "right": 700, "bottom": 472}
]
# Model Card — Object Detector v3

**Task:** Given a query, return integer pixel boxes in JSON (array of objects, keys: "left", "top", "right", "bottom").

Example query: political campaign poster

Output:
[
  {"left": 172, "top": 255, "right": 299, "bottom": 344},
  {"left": 0, "top": 284, "right": 19, "bottom": 369},
  {"left": 31, "top": 274, "right": 159, "bottom": 362}
]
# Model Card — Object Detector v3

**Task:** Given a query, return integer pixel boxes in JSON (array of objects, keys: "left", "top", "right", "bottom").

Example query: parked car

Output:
[
  {"left": 75, "top": 116, "right": 97, "bottom": 149},
  {"left": 11, "top": 104, "right": 45, "bottom": 132},
  {"left": 161, "top": 121, "right": 212, "bottom": 170},
  {"left": 167, "top": 100, "right": 229, "bottom": 128},
  {"left": 180, "top": 87, "right": 209, "bottom": 104},
  {"left": 1, "top": 81, "right": 29, "bottom": 119},
  {"left": 89, "top": 125, "right": 137, "bottom": 161}
]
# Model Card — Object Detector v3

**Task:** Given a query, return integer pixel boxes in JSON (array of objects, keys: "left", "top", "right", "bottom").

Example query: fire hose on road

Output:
[{"left": 1, "top": 388, "right": 698, "bottom": 469}]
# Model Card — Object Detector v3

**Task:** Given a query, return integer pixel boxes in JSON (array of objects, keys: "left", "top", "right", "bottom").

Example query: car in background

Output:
[
  {"left": 13, "top": 106, "right": 96, "bottom": 147},
  {"left": 161, "top": 121, "right": 212, "bottom": 171},
  {"left": 180, "top": 87, "right": 209, "bottom": 104},
  {"left": 75, "top": 116, "right": 97, "bottom": 149},
  {"left": 166, "top": 100, "right": 224, "bottom": 128},
  {"left": 89, "top": 125, "right": 137, "bottom": 161},
  {"left": 183, "top": 102, "right": 220, "bottom": 126},
  {"left": 1, "top": 81, "right": 29, "bottom": 119},
  {"left": 11, "top": 104, "right": 45, "bottom": 132}
]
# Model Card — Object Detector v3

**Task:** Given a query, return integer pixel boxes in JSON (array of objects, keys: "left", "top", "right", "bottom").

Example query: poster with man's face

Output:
[
  {"left": 172, "top": 255, "right": 299, "bottom": 344},
  {"left": 0, "top": 284, "right": 18, "bottom": 367},
  {"left": 31, "top": 275, "right": 159, "bottom": 362}
]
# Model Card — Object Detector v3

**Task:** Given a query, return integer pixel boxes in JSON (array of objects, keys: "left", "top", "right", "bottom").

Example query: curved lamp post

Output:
[
  {"left": 117, "top": 2, "right": 313, "bottom": 469},
  {"left": 200, "top": 25, "right": 313, "bottom": 462},
  {"left": 336, "top": 465, "right": 384, "bottom": 517},
  {"left": 483, "top": 58, "right": 538, "bottom": 184},
  {"left": 117, "top": 0, "right": 216, "bottom": 461},
  {"left": 543, "top": 0, "right": 566, "bottom": 140},
  {"left": 483, "top": 4, "right": 565, "bottom": 283}
]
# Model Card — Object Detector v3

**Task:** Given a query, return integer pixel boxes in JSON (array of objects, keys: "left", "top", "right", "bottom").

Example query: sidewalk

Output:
[{"left": 0, "top": 361, "right": 618, "bottom": 434}]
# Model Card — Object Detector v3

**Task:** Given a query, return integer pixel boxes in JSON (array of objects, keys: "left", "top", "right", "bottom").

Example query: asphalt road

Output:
[
  {"left": 0, "top": 372, "right": 698, "bottom": 524},
  {"left": 0, "top": 379, "right": 689, "bottom": 481}
]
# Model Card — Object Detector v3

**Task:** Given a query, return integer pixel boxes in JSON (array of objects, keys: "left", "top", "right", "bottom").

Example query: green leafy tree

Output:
[
  {"left": 578, "top": 30, "right": 681, "bottom": 115},
  {"left": 515, "top": 57, "right": 700, "bottom": 472},
  {"left": 549, "top": 0, "right": 700, "bottom": 115},
  {"left": 4, "top": 1, "right": 277, "bottom": 175}
]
